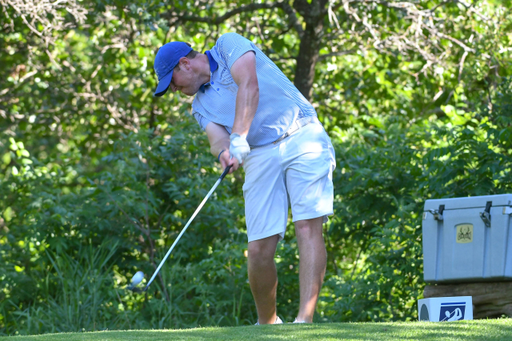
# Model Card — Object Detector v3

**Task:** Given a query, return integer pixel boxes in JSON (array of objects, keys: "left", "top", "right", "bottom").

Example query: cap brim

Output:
[{"left": 153, "top": 70, "right": 174, "bottom": 97}]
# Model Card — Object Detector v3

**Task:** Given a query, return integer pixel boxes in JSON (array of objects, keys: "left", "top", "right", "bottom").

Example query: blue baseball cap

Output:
[{"left": 153, "top": 42, "right": 193, "bottom": 97}]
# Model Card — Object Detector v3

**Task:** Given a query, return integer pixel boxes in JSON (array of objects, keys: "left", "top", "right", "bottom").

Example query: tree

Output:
[{"left": 141, "top": 0, "right": 504, "bottom": 102}]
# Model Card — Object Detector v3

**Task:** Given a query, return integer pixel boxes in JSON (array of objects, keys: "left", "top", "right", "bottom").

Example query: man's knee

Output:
[
  {"left": 295, "top": 217, "right": 323, "bottom": 237},
  {"left": 247, "top": 235, "right": 279, "bottom": 261}
]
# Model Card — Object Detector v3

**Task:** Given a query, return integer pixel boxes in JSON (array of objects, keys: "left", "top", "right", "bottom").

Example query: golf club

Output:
[{"left": 127, "top": 165, "right": 232, "bottom": 292}]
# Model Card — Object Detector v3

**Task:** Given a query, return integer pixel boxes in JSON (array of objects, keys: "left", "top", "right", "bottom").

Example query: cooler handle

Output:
[
  {"left": 479, "top": 201, "right": 492, "bottom": 227},
  {"left": 426, "top": 204, "right": 445, "bottom": 221}
]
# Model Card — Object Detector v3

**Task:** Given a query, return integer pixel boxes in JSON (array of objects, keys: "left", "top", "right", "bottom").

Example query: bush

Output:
[
  {"left": 322, "top": 78, "right": 512, "bottom": 321},
  {"left": 0, "top": 118, "right": 249, "bottom": 335}
]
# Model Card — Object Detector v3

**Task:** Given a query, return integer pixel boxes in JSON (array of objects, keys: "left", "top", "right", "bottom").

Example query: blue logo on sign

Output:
[{"left": 439, "top": 302, "right": 466, "bottom": 321}]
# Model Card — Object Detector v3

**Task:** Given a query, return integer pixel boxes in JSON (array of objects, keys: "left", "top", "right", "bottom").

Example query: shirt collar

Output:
[{"left": 199, "top": 50, "right": 219, "bottom": 93}]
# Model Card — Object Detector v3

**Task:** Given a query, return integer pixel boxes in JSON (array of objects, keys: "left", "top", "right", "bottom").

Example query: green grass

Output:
[{"left": 3, "top": 319, "right": 512, "bottom": 341}]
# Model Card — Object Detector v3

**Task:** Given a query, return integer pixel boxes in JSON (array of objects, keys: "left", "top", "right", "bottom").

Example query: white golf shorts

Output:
[{"left": 242, "top": 120, "right": 336, "bottom": 242}]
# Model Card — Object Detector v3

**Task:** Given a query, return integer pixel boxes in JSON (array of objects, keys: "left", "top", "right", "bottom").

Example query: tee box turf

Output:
[{"left": 418, "top": 296, "right": 473, "bottom": 322}]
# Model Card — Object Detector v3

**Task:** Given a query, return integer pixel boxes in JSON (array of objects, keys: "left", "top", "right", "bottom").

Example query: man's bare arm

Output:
[
  {"left": 206, "top": 122, "right": 230, "bottom": 157},
  {"left": 230, "top": 51, "right": 259, "bottom": 137},
  {"left": 204, "top": 51, "right": 258, "bottom": 172},
  {"left": 205, "top": 122, "right": 239, "bottom": 172}
]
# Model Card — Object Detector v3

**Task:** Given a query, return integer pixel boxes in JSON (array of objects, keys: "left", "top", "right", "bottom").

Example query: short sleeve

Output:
[
  {"left": 216, "top": 33, "right": 257, "bottom": 70},
  {"left": 192, "top": 112, "right": 211, "bottom": 131}
]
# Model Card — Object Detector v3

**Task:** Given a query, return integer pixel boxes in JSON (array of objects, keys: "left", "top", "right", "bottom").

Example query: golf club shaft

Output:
[{"left": 144, "top": 165, "right": 232, "bottom": 291}]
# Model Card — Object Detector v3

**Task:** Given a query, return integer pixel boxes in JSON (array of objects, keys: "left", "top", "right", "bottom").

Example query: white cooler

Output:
[{"left": 422, "top": 194, "right": 512, "bottom": 283}]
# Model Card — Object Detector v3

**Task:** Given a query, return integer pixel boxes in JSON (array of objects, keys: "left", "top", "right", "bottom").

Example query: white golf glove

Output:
[{"left": 229, "top": 133, "right": 250, "bottom": 164}]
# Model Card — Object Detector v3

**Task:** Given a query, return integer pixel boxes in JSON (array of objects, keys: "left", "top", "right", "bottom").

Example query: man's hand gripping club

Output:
[
  {"left": 216, "top": 133, "right": 250, "bottom": 174},
  {"left": 229, "top": 133, "right": 250, "bottom": 164}
]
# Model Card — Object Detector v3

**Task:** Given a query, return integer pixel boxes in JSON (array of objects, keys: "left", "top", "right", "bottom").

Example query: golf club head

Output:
[{"left": 126, "top": 271, "right": 145, "bottom": 292}]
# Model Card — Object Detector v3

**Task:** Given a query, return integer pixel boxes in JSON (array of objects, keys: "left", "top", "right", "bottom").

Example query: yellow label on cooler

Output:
[{"left": 456, "top": 224, "right": 473, "bottom": 243}]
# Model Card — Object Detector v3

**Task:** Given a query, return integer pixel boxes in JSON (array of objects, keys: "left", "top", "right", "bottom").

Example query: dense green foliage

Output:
[
  {"left": 325, "top": 78, "right": 512, "bottom": 321},
  {"left": 1, "top": 0, "right": 512, "bottom": 336}
]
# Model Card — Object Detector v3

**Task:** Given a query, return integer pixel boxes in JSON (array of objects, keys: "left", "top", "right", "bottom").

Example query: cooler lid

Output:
[{"left": 424, "top": 194, "right": 512, "bottom": 211}]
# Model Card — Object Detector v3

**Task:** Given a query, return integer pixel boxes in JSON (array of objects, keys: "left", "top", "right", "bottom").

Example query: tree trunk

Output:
[
  {"left": 292, "top": 0, "right": 328, "bottom": 101},
  {"left": 424, "top": 282, "right": 512, "bottom": 319},
  {"left": 294, "top": 25, "right": 323, "bottom": 101}
]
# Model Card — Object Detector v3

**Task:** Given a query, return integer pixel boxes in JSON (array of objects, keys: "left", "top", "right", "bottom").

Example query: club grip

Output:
[{"left": 220, "top": 165, "right": 232, "bottom": 180}]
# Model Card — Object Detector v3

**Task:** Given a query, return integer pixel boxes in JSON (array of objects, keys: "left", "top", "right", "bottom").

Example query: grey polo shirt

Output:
[{"left": 191, "top": 32, "right": 316, "bottom": 148}]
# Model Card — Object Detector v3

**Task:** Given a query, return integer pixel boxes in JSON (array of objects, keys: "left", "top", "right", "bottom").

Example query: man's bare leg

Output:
[
  {"left": 247, "top": 234, "right": 280, "bottom": 324},
  {"left": 295, "top": 217, "right": 326, "bottom": 323}
]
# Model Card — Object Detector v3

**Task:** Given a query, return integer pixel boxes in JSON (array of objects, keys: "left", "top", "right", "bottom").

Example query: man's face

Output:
[{"left": 168, "top": 60, "right": 200, "bottom": 96}]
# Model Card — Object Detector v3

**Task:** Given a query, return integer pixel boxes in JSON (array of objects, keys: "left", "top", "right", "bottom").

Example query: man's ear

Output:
[{"left": 178, "top": 57, "right": 190, "bottom": 69}]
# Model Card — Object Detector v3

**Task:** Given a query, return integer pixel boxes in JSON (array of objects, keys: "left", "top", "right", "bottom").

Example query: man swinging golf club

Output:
[{"left": 152, "top": 32, "right": 336, "bottom": 324}]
